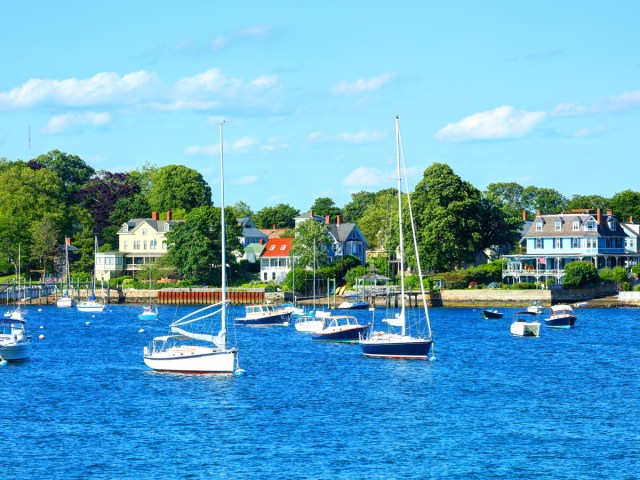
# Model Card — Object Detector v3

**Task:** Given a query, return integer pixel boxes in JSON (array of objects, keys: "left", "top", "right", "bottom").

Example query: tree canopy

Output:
[
  {"left": 147, "top": 164, "right": 212, "bottom": 213},
  {"left": 253, "top": 203, "right": 299, "bottom": 229}
]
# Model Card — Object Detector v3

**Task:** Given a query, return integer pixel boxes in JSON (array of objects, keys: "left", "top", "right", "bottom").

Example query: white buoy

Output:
[
  {"left": 138, "top": 328, "right": 144, "bottom": 333},
  {"left": 38, "top": 334, "right": 45, "bottom": 340},
  {"left": 37, "top": 308, "right": 42, "bottom": 312},
  {"left": 234, "top": 369, "right": 247, "bottom": 377},
  {"left": 85, "top": 321, "right": 91, "bottom": 326},
  {"left": 40, "top": 325, "right": 44, "bottom": 329}
]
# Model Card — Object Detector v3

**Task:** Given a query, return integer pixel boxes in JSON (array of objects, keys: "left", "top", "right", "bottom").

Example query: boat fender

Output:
[
  {"left": 0, "top": 359, "right": 7, "bottom": 367},
  {"left": 234, "top": 369, "right": 246, "bottom": 377}
]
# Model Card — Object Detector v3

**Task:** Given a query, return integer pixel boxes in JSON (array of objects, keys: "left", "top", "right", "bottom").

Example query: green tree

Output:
[
  {"left": 165, "top": 206, "right": 241, "bottom": 285},
  {"left": 342, "top": 191, "right": 376, "bottom": 223},
  {"left": 290, "top": 219, "right": 331, "bottom": 269},
  {"left": 310, "top": 197, "right": 341, "bottom": 222},
  {"left": 485, "top": 182, "right": 525, "bottom": 219},
  {"left": 229, "top": 201, "right": 253, "bottom": 219},
  {"left": 522, "top": 186, "right": 567, "bottom": 215},
  {"left": 477, "top": 197, "right": 523, "bottom": 252},
  {"left": 412, "top": 163, "right": 483, "bottom": 272},
  {"left": 609, "top": 189, "right": 640, "bottom": 222},
  {"left": 147, "top": 165, "right": 212, "bottom": 213},
  {"left": 102, "top": 195, "right": 151, "bottom": 249},
  {"left": 33, "top": 149, "right": 95, "bottom": 204},
  {"left": 566, "top": 194, "right": 609, "bottom": 212},
  {"left": 71, "top": 228, "right": 96, "bottom": 276},
  {"left": 30, "top": 217, "right": 61, "bottom": 281},
  {"left": 357, "top": 188, "right": 398, "bottom": 251},
  {"left": 253, "top": 203, "right": 299, "bottom": 229},
  {"left": 563, "top": 261, "right": 599, "bottom": 288}
]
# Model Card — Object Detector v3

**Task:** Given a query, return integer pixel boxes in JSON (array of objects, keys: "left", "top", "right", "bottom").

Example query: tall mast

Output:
[
  {"left": 395, "top": 115, "right": 406, "bottom": 336},
  {"left": 219, "top": 121, "right": 227, "bottom": 340}
]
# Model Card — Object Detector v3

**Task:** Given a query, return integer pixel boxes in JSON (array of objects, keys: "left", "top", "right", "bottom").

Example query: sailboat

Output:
[
  {"left": 143, "top": 122, "right": 241, "bottom": 375},
  {"left": 360, "top": 115, "right": 434, "bottom": 360},
  {"left": 295, "top": 239, "right": 329, "bottom": 333},
  {"left": 138, "top": 270, "right": 158, "bottom": 320},
  {"left": 4, "top": 245, "right": 27, "bottom": 321},
  {"left": 77, "top": 236, "right": 106, "bottom": 313},
  {"left": 57, "top": 237, "right": 75, "bottom": 308}
]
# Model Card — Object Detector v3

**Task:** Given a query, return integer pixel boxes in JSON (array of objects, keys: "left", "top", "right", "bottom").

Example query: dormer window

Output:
[
  {"left": 554, "top": 221, "right": 562, "bottom": 231},
  {"left": 585, "top": 220, "right": 597, "bottom": 231},
  {"left": 269, "top": 245, "right": 276, "bottom": 251},
  {"left": 280, "top": 245, "right": 287, "bottom": 251},
  {"left": 572, "top": 221, "right": 580, "bottom": 231},
  {"left": 608, "top": 220, "right": 616, "bottom": 231},
  {"left": 142, "top": 228, "right": 148, "bottom": 236},
  {"left": 164, "top": 223, "right": 170, "bottom": 232},
  {"left": 536, "top": 221, "right": 543, "bottom": 231},
  {"left": 122, "top": 223, "right": 129, "bottom": 232}
]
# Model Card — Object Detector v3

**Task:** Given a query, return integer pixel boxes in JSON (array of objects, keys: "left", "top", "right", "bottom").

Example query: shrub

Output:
[
  {"left": 633, "top": 284, "right": 640, "bottom": 292},
  {"left": 563, "top": 261, "right": 599, "bottom": 288}
]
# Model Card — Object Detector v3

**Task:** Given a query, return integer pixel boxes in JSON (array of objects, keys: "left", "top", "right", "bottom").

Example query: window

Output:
[
  {"left": 143, "top": 240, "right": 148, "bottom": 250},
  {"left": 122, "top": 223, "right": 128, "bottom": 232},
  {"left": 96, "top": 257, "right": 104, "bottom": 265},
  {"left": 536, "top": 221, "right": 543, "bottom": 231},
  {"left": 616, "top": 238, "right": 623, "bottom": 248},
  {"left": 269, "top": 245, "right": 276, "bottom": 250},
  {"left": 124, "top": 241, "right": 128, "bottom": 250},
  {"left": 142, "top": 228, "right": 148, "bottom": 235},
  {"left": 134, "top": 241, "right": 141, "bottom": 250},
  {"left": 586, "top": 238, "right": 596, "bottom": 249},
  {"left": 554, "top": 221, "right": 562, "bottom": 231},
  {"left": 116, "top": 258, "right": 123, "bottom": 265},
  {"left": 280, "top": 245, "right": 287, "bottom": 251},
  {"left": 572, "top": 221, "right": 580, "bottom": 231},
  {"left": 571, "top": 238, "right": 580, "bottom": 249},
  {"left": 150, "top": 240, "right": 157, "bottom": 250},
  {"left": 608, "top": 221, "right": 616, "bottom": 231},
  {"left": 164, "top": 223, "right": 170, "bottom": 232},
  {"left": 162, "top": 241, "right": 167, "bottom": 250},
  {"left": 554, "top": 238, "right": 562, "bottom": 249},
  {"left": 606, "top": 238, "right": 612, "bottom": 249},
  {"left": 586, "top": 220, "right": 596, "bottom": 231},
  {"left": 535, "top": 238, "right": 543, "bottom": 249}
]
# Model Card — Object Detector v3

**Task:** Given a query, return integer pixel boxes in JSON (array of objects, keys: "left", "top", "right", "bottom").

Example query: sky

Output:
[{"left": 1, "top": 1, "right": 639, "bottom": 214}]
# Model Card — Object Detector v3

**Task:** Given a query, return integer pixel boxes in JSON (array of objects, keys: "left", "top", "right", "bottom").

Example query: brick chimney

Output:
[
  {"left": 337, "top": 215, "right": 342, "bottom": 225},
  {"left": 167, "top": 211, "right": 172, "bottom": 221},
  {"left": 606, "top": 209, "right": 613, "bottom": 216},
  {"left": 325, "top": 215, "right": 330, "bottom": 224},
  {"left": 152, "top": 211, "right": 159, "bottom": 221},
  {"left": 597, "top": 208, "right": 602, "bottom": 225},
  {"left": 522, "top": 210, "right": 527, "bottom": 221},
  {"left": 630, "top": 216, "right": 634, "bottom": 223},
  {"left": 309, "top": 209, "right": 313, "bottom": 217},
  {"left": 536, "top": 210, "right": 542, "bottom": 217}
]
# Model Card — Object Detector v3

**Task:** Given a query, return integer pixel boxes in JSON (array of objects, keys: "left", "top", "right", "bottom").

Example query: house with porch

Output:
[
  {"left": 95, "top": 211, "right": 181, "bottom": 280},
  {"left": 502, "top": 209, "right": 640, "bottom": 285}
]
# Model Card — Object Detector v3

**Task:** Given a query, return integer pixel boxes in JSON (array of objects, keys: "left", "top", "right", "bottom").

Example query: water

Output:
[{"left": 2, "top": 305, "right": 638, "bottom": 479}]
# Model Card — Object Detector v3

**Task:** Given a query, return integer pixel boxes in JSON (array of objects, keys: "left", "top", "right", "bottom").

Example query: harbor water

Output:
[{"left": 1, "top": 305, "right": 638, "bottom": 479}]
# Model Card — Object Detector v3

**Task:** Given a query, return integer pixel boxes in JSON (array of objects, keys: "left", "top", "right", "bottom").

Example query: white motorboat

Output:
[
  {"left": 138, "top": 305, "right": 158, "bottom": 320},
  {"left": 143, "top": 122, "right": 241, "bottom": 375},
  {"left": 527, "top": 300, "right": 544, "bottom": 315},
  {"left": 0, "top": 318, "right": 32, "bottom": 362},
  {"left": 235, "top": 304, "right": 291, "bottom": 326},
  {"left": 544, "top": 304, "right": 576, "bottom": 328},
  {"left": 510, "top": 311, "right": 541, "bottom": 337}
]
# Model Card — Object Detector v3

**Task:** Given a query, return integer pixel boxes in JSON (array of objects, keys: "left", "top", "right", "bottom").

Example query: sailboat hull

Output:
[
  {"left": 360, "top": 336, "right": 432, "bottom": 360},
  {"left": 143, "top": 347, "right": 237, "bottom": 374},
  {"left": 77, "top": 302, "right": 105, "bottom": 312},
  {"left": 57, "top": 297, "right": 75, "bottom": 308}
]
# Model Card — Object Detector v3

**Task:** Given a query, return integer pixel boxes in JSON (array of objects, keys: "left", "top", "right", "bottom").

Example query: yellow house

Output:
[{"left": 95, "top": 211, "right": 182, "bottom": 280}]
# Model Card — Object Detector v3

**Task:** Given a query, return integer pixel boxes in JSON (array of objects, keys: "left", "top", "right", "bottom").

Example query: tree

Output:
[
  {"left": 342, "top": 191, "right": 376, "bottom": 223},
  {"left": 165, "top": 206, "right": 241, "bottom": 285},
  {"left": 71, "top": 227, "right": 96, "bottom": 276},
  {"left": 357, "top": 189, "right": 398, "bottom": 251},
  {"left": 477, "top": 196, "right": 523, "bottom": 252},
  {"left": 147, "top": 165, "right": 212, "bottom": 213},
  {"left": 30, "top": 217, "right": 60, "bottom": 281},
  {"left": 253, "top": 203, "right": 299, "bottom": 229},
  {"left": 566, "top": 194, "right": 609, "bottom": 212},
  {"left": 102, "top": 194, "right": 151, "bottom": 248},
  {"left": 522, "top": 186, "right": 567, "bottom": 215},
  {"left": 411, "top": 163, "right": 483, "bottom": 272},
  {"left": 309, "top": 197, "right": 341, "bottom": 221},
  {"left": 76, "top": 171, "right": 142, "bottom": 242},
  {"left": 230, "top": 201, "right": 253, "bottom": 219},
  {"left": 485, "top": 182, "right": 525, "bottom": 219},
  {"left": 34, "top": 150, "right": 95, "bottom": 204},
  {"left": 609, "top": 189, "right": 640, "bottom": 222},
  {"left": 290, "top": 219, "right": 331, "bottom": 269},
  {"left": 562, "top": 261, "right": 599, "bottom": 288}
]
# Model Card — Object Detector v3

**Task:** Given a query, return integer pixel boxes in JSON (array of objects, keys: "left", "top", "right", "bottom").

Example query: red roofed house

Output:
[{"left": 260, "top": 237, "right": 294, "bottom": 283}]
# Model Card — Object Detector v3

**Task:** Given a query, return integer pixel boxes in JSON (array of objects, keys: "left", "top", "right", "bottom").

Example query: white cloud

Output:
[
  {"left": 332, "top": 72, "right": 396, "bottom": 96},
  {"left": 184, "top": 144, "right": 218, "bottom": 156},
  {"left": 338, "top": 129, "right": 388, "bottom": 144},
  {"left": 41, "top": 111, "right": 112, "bottom": 134},
  {"left": 231, "top": 137, "right": 257, "bottom": 153},
  {"left": 239, "top": 25, "right": 272, "bottom": 39},
  {"left": 234, "top": 175, "right": 258, "bottom": 186},
  {"left": 553, "top": 90, "right": 640, "bottom": 117},
  {"left": 343, "top": 167, "right": 386, "bottom": 187},
  {"left": 0, "top": 71, "right": 157, "bottom": 110},
  {"left": 435, "top": 105, "right": 546, "bottom": 142}
]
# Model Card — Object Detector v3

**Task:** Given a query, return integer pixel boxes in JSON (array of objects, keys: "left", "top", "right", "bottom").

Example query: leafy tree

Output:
[
  {"left": 562, "top": 261, "right": 599, "bottom": 288},
  {"left": 342, "top": 191, "right": 376, "bottom": 223},
  {"left": 253, "top": 203, "right": 299, "bottom": 229},
  {"left": 147, "top": 165, "right": 212, "bottom": 213},
  {"left": 357, "top": 189, "right": 398, "bottom": 251},
  {"left": 290, "top": 219, "right": 331, "bottom": 269},
  {"left": 30, "top": 217, "right": 61, "bottom": 281},
  {"left": 230, "top": 201, "right": 253, "bottom": 219},
  {"left": 76, "top": 171, "right": 141, "bottom": 242},
  {"left": 71, "top": 228, "right": 97, "bottom": 276},
  {"left": 33, "top": 149, "right": 96, "bottom": 204},
  {"left": 165, "top": 206, "right": 241, "bottom": 285},
  {"left": 609, "top": 189, "right": 640, "bottom": 222},
  {"left": 566, "top": 194, "right": 609, "bottom": 212},
  {"left": 309, "top": 197, "right": 341, "bottom": 222},
  {"left": 412, "top": 163, "right": 483, "bottom": 272},
  {"left": 102, "top": 194, "right": 151, "bottom": 248},
  {"left": 477, "top": 197, "right": 523, "bottom": 252},
  {"left": 485, "top": 182, "right": 525, "bottom": 219},
  {"left": 522, "top": 186, "right": 567, "bottom": 215}
]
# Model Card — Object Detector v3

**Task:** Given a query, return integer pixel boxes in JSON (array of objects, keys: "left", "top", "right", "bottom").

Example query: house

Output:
[
  {"left": 502, "top": 208, "right": 640, "bottom": 285},
  {"left": 237, "top": 217, "right": 269, "bottom": 247},
  {"left": 621, "top": 216, "right": 639, "bottom": 255},
  {"left": 259, "top": 237, "right": 294, "bottom": 283},
  {"left": 95, "top": 211, "right": 181, "bottom": 280},
  {"left": 294, "top": 210, "right": 368, "bottom": 266}
]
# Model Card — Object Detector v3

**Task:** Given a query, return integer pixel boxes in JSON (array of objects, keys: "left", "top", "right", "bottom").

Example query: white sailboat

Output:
[
  {"left": 57, "top": 237, "right": 75, "bottom": 308},
  {"left": 77, "top": 236, "right": 106, "bottom": 313},
  {"left": 143, "top": 122, "right": 242, "bottom": 375},
  {"left": 5, "top": 245, "right": 27, "bottom": 321},
  {"left": 360, "top": 115, "right": 434, "bottom": 360},
  {"left": 295, "top": 239, "right": 328, "bottom": 333}
]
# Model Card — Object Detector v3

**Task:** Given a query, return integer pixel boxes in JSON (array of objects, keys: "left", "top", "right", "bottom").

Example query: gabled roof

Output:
[
  {"left": 244, "top": 243, "right": 266, "bottom": 255},
  {"left": 328, "top": 223, "right": 366, "bottom": 243},
  {"left": 118, "top": 218, "right": 181, "bottom": 234},
  {"left": 242, "top": 227, "right": 269, "bottom": 239},
  {"left": 259, "top": 227, "right": 287, "bottom": 239},
  {"left": 525, "top": 213, "right": 620, "bottom": 238},
  {"left": 260, "top": 238, "right": 294, "bottom": 258}
]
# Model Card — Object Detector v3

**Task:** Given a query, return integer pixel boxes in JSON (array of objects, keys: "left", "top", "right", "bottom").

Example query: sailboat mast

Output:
[
  {"left": 395, "top": 115, "right": 406, "bottom": 336},
  {"left": 219, "top": 121, "right": 227, "bottom": 340}
]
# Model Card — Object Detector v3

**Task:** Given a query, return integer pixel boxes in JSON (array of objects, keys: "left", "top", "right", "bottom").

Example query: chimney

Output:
[
  {"left": 259, "top": 239, "right": 264, "bottom": 245},
  {"left": 536, "top": 210, "right": 542, "bottom": 217},
  {"left": 606, "top": 209, "right": 613, "bottom": 216},
  {"left": 337, "top": 215, "right": 342, "bottom": 225},
  {"left": 630, "top": 216, "right": 634, "bottom": 223},
  {"left": 597, "top": 208, "right": 602, "bottom": 225},
  {"left": 309, "top": 209, "right": 313, "bottom": 217},
  {"left": 325, "top": 215, "right": 330, "bottom": 225},
  {"left": 66, "top": 236, "right": 71, "bottom": 245},
  {"left": 167, "top": 211, "right": 172, "bottom": 221},
  {"left": 522, "top": 210, "right": 527, "bottom": 221},
  {"left": 272, "top": 224, "right": 276, "bottom": 230},
  {"left": 152, "top": 211, "right": 159, "bottom": 221}
]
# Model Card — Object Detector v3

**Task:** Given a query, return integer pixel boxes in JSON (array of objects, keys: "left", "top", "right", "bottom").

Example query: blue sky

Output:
[{"left": 1, "top": 1, "right": 639, "bottom": 213}]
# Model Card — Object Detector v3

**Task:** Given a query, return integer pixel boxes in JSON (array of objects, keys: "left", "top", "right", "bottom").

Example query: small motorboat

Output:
[
  {"left": 311, "top": 315, "right": 369, "bottom": 343},
  {"left": 138, "top": 305, "right": 158, "bottom": 320},
  {"left": 527, "top": 300, "right": 544, "bottom": 315},
  {"left": 336, "top": 300, "right": 371, "bottom": 310},
  {"left": 544, "top": 305, "right": 576, "bottom": 328},
  {"left": 294, "top": 310, "right": 331, "bottom": 333},
  {"left": 510, "top": 311, "right": 541, "bottom": 337},
  {"left": 235, "top": 304, "right": 291, "bottom": 326},
  {"left": 0, "top": 318, "right": 32, "bottom": 362},
  {"left": 480, "top": 309, "right": 503, "bottom": 319}
]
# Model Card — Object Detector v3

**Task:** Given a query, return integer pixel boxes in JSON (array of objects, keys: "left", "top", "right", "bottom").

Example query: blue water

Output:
[{"left": 2, "top": 305, "right": 638, "bottom": 479}]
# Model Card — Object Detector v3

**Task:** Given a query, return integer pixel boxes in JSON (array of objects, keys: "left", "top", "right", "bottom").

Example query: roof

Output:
[
  {"left": 245, "top": 243, "right": 266, "bottom": 255},
  {"left": 260, "top": 238, "right": 294, "bottom": 258},
  {"left": 524, "top": 213, "right": 621, "bottom": 238},
  {"left": 328, "top": 223, "right": 363, "bottom": 243},
  {"left": 242, "top": 227, "right": 269, "bottom": 239},
  {"left": 260, "top": 227, "right": 287, "bottom": 239},
  {"left": 118, "top": 218, "right": 182, "bottom": 234}
]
